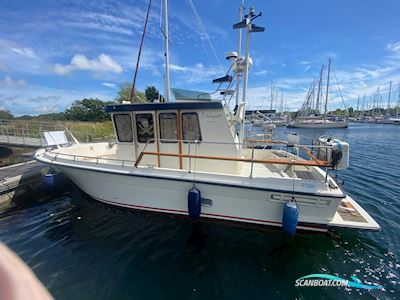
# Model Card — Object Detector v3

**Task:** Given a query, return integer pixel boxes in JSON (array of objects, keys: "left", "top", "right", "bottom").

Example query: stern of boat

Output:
[{"left": 328, "top": 196, "right": 380, "bottom": 231}]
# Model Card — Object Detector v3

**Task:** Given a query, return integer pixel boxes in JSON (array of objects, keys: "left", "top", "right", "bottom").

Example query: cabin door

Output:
[
  {"left": 134, "top": 111, "right": 158, "bottom": 167},
  {"left": 157, "top": 111, "right": 180, "bottom": 169}
]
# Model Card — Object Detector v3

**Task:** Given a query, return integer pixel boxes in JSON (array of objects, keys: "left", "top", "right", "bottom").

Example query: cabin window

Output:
[
  {"left": 136, "top": 113, "right": 155, "bottom": 143},
  {"left": 182, "top": 112, "right": 202, "bottom": 142},
  {"left": 113, "top": 114, "right": 133, "bottom": 143},
  {"left": 159, "top": 113, "right": 178, "bottom": 143}
]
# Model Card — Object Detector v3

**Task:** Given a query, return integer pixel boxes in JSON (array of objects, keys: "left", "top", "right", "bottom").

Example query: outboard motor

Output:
[
  {"left": 188, "top": 185, "right": 201, "bottom": 219},
  {"left": 317, "top": 136, "right": 349, "bottom": 170}
]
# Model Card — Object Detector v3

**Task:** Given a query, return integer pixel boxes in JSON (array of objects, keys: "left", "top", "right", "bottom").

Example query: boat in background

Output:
[{"left": 288, "top": 59, "right": 349, "bottom": 129}]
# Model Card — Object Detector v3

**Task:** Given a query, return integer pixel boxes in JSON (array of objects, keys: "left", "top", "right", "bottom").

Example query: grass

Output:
[{"left": 0, "top": 119, "right": 115, "bottom": 143}]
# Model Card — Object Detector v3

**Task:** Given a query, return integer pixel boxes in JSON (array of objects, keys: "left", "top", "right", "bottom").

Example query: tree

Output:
[
  {"left": 114, "top": 82, "right": 147, "bottom": 103},
  {"left": 65, "top": 98, "right": 112, "bottom": 122},
  {"left": 145, "top": 86, "right": 160, "bottom": 102},
  {"left": 0, "top": 109, "right": 14, "bottom": 119}
]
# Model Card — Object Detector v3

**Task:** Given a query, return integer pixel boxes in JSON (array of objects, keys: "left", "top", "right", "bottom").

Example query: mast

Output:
[
  {"left": 270, "top": 80, "right": 274, "bottom": 110},
  {"left": 241, "top": 16, "right": 251, "bottom": 106},
  {"left": 235, "top": 0, "right": 245, "bottom": 107},
  {"left": 233, "top": 6, "right": 264, "bottom": 155},
  {"left": 163, "top": 0, "right": 171, "bottom": 102},
  {"left": 239, "top": 6, "right": 264, "bottom": 104},
  {"left": 386, "top": 81, "right": 392, "bottom": 116},
  {"left": 315, "top": 65, "right": 324, "bottom": 114},
  {"left": 323, "top": 58, "right": 331, "bottom": 121},
  {"left": 356, "top": 95, "right": 360, "bottom": 118},
  {"left": 397, "top": 84, "right": 400, "bottom": 117}
]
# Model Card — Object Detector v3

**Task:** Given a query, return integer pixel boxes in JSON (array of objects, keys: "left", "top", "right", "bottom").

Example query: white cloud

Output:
[
  {"left": 168, "top": 62, "right": 221, "bottom": 84},
  {"left": 170, "top": 64, "right": 188, "bottom": 72},
  {"left": 303, "top": 66, "right": 311, "bottom": 72},
  {"left": 34, "top": 104, "right": 60, "bottom": 113},
  {"left": 386, "top": 42, "right": 400, "bottom": 53},
  {"left": 54, "top": 54, "right": 123, "bottom": 75},
  {"left": 0, "top": 76, "right": 26, "bottom": 87},
  {"left": 253, "top": 70, "right": 268, "bottom": 76},
  {"left": 11, "top": 47, "right": 39, "bottom": 59},
  {"left": 102, "top": 82, "right": 117, "bottom": 89}
]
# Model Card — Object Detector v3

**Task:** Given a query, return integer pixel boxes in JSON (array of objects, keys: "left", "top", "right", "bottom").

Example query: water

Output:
[{"left": 0, "top": 123, "right": 399, "bottom": 299}]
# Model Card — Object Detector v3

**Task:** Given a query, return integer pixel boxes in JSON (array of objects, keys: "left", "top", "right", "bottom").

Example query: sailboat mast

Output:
[
  {"left": 270, "top": 80, "right": 274, "bottom": 110},
  {"left": 386, "top": 81, "right": 392, "bottom": 116},
  {"left": 315, "top": 65, "right": 324, "bottom": 114},
  {"left": 323, "top": 58, "right": 331, "bottom": 120},
  {"left": 163, "top": 0, "right": 171, "bottom": 102},
  {"left": 397, "top": 84, "right": 400, "bottom": 117}
]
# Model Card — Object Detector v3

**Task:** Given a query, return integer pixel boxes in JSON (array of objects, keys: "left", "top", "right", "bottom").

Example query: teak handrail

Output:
[{"left": 134, "top": 151, "right": 330, "bottom": 168}]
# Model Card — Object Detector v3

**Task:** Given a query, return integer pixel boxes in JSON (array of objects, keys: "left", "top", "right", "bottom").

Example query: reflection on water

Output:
[{"left": 0, "top": 124, "right": 399, "bottom": 299}]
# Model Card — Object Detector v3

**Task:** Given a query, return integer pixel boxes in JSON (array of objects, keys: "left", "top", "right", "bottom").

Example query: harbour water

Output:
[{"left": 0, "top": 123, "right": 399, "bottom": 299}]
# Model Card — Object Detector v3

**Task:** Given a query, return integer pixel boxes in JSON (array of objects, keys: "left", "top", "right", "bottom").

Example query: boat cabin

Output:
[{"left": 106, "top": 101, "right": 240, "bottom": 173}]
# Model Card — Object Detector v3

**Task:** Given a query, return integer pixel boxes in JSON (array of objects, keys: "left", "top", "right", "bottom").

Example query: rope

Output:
[
  {"left": 186, "top": 0, "right": 223, "bottom": 72},
  {"left": 131, "top": 0, "right": 153, "bottom": 101},
  {"left": 333, "top": 69, "right": 347, "bottom": 111}
]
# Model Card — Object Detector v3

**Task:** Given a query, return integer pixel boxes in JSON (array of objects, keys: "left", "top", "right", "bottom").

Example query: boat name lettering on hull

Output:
[{"left": 200, "top": 112, "right": 223, "bottom": 122}]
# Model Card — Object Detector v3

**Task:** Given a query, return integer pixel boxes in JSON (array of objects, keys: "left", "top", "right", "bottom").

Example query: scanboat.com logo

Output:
[{"left": 295, "top": 274, "right": 383, "bottom": 290}]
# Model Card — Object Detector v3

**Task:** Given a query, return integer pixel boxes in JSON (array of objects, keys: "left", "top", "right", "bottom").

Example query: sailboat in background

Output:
[{"left": 288, "top": 59, "right": 349, "bottom": 129}]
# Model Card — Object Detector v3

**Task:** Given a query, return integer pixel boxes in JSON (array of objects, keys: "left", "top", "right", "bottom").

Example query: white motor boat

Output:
[
  {"left": 34, "top": 4, "right": 379, "bottom": 234},
  {"left": 34, "top": 102, "right": 379, "bottom": 233}
]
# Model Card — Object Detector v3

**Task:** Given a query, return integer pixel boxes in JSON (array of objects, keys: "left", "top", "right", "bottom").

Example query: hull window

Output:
[
  {"left": 136, "top": 113, "right": 155, "bottom": 143},
  {"left": 182, "top": 112, "right": 202, "bottom": 142},
  {"left": 159, "top": 113, "right": 178, "bottom": 143},
  {"left": 113, "top": 114, "right": 133, "bottom": 142}
]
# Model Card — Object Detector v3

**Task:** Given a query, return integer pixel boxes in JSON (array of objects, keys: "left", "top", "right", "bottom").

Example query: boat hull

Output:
[
  {"left": 55, "top": 165, "right": 345, "bottom": 232},
  {"left": 287, "top": 120, "right": 348, "bottom": 129}
]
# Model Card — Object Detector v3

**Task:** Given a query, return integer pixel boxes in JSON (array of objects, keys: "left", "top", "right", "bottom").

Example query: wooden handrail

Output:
[{"left": 134, "top": 151, "right": 330, "bottom": 168}]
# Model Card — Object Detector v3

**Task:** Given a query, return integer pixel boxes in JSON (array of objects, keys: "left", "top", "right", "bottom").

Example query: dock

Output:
[
  {"left": 0, "top": 161, "right": 47, "bottom": 209},
  {"left": 0, "top": 135, "right": 44, "bottom": 148}
]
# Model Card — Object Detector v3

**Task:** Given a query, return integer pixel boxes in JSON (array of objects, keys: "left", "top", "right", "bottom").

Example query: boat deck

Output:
[{"left": 328, "top": 196, "right": 379, "bottom": 230}]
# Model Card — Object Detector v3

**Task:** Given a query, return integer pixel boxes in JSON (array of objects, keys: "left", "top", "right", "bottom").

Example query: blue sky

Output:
[{"left": 0, "top": 0, "right": 399, "bottom": 115}]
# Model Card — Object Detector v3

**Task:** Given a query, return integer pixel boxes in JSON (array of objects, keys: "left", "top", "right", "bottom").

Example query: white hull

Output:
[
  {"left": 288, "top": 120, "right": 348, "bottom": 129},
  {"left": 34, "top": 155, "right": 378, "bottom": 232},
  {"left": 56, "top": 165, "right": 338, "bottom": 231}
]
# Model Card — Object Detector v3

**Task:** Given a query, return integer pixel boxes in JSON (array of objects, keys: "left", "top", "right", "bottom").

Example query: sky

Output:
[{"left": 0, "top": 0, "right": 400, "bottom": 116}]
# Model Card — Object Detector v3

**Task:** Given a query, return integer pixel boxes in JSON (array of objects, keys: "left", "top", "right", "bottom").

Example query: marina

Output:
[
  {"left": 0, "top": 0, "right": 399, "bottom": 299},
  {"left": 1, "top": 123, "right": 399, "bottom": 299}
]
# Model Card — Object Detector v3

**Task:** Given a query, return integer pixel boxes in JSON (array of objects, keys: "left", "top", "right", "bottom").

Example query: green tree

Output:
[
  {"left": 65, "top": 98, "right": 112, "bottom": 122},
  {"left": 145, "top": 86, "right": 160, "bottom": 102},
  {"left": 114, "top": 82, "right": 147, "bottom": 103},
  {"left": 0, "top": 109, "right": 14, "bottom": 119}
]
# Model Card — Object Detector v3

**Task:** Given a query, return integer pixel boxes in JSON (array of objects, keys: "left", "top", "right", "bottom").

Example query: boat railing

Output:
[
  {"left": 45, "top": 151, "right": 136, "bottom": 168},
  {"left": 42, "top": 138, "right": 334, "bottom": 179},
  {"left": 134, "top": 138, "right": 332, "bottom": 174}
]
